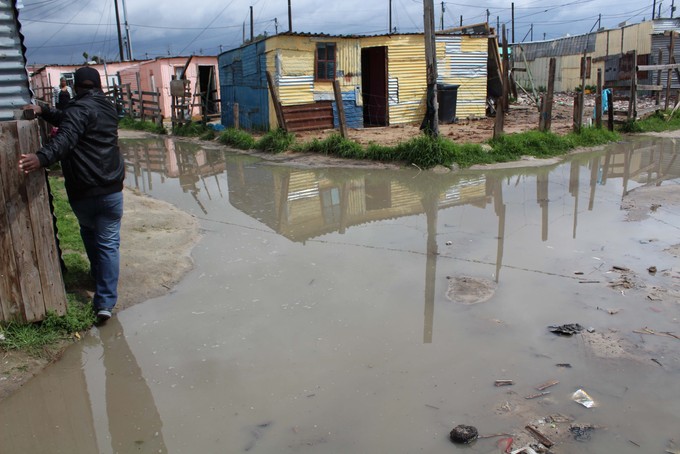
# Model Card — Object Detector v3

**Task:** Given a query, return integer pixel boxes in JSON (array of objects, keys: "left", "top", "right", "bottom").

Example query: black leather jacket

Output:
[{"left": 37, "top": 89, "right": 124, "bottom": 201}]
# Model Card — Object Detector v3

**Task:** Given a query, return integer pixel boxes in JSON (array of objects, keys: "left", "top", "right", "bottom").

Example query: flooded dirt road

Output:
[{"left": 2, "top": 134, "right": 679, "bottom": 453}]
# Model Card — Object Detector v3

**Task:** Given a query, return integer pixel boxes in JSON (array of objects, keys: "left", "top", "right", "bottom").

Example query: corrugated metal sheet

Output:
[
  {"left": 652, "top": 18, "right": 680, "bottom": 33},
  {"left": 437, "top": 35, "right": 487, "bottom": 117},
  {"left": 0, "top": 0, "right": 31, "bottom": 121},
  {"left": 652, "top": 34, "right": 680, "bottom": 89},
  {"left": 515, "top": 33, "right": 596, "bottom": 61}
]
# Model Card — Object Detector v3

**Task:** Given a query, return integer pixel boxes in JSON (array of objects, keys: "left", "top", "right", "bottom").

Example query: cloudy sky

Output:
[{"left": 18, "top": 0, "right": 657, "bottom": 65}]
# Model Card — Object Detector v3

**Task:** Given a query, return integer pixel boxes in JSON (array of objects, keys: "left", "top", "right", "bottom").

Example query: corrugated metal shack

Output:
[
  {"left": 218, "top": 29, "right": 493, "bottom": 131},
  {"left": 512, "top": 19, "right": 674, "bottom": 92}
]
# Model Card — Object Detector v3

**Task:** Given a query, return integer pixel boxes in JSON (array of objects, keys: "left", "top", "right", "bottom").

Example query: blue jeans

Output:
[{"left": 70, "top": 191, "right": 124, "bottom": 312}]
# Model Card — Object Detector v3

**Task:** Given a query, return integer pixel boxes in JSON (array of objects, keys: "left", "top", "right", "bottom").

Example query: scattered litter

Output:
[
  {"left": 536, "top": 379, "right": 559, "bottom": 391},
  {"left": 587, "top": 327, "right": 596, "bottom": 333},
  {"left": 555, "top": 363, "right": 572, "bottom": 368},
  {"left": 449, "top": 424, "right": 478, "bottom": 444},
  {"left": 574, "top": 271, "right": 584, "bottom": 275},
  {"left": 633, "top": 327, "right": 680, "bottom": 340},
  {"left": 651, "top": 358, "right": 663, "bottom": 367},
  {"left": 525, "top": 391, "right": 551, "bottom": 399},
  {"left": 647, "top": 294, "right": 662, "bottom": 301},
  {"left": 597, "top": 307, "right": 620, "bottom": 315},
  {"left": 630, "top": 439, "right": 641, "bottom": 447},
  {"left": 495, "top": 379, "right": 514, "bottom": 387},
  {"left": 569, "top": 424, "right": 595, "bottom": 441},
  {"left": 445, "top": 241, "right": 453, "bottom": 246},
  {"left": 497, "top": 437, "right": 513, "bottom": 452},
  {"left": 510, "top": 447, "right": 538, "bottom": 454},
  {"left": 648, "top": 266, "right": 657, "bottom": 274},
  {"left": 666, "top": 438, "right": 680, "bottom": 454},
  {"left": 548, "top": 323, "right": 584, "bottom": 336},
  {"left": 579, "top": 280, "right": 600, "bottom": 284},
  {"left": 572, "top": 389, "right": 595, "bottom": 408},
  {"left": 525, "top": 425, "right": 554, "bottom": 447},
  {"left": 0, "top": 332, "right": 5, "bottom": 341},
  {"left": 612, "top": 265, "right": 630, "bottom": 272}
]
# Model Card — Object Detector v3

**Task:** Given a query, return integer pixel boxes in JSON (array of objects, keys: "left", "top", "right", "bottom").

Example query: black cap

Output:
[{"left": 74, "top": 66, "right": 102, "bottom": 89}]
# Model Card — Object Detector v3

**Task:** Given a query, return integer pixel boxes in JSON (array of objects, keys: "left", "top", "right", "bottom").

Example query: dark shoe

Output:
[{"left": 96, "top": 309, "right": 112, "bottom": 324}]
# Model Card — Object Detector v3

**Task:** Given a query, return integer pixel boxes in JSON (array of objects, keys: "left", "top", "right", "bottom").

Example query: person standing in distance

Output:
[
  {"left": 20, "top": 66, "right": 125, "bottom": 324},
  {"left": 53, "top": 76, "right": 73, "bottom": 110}
]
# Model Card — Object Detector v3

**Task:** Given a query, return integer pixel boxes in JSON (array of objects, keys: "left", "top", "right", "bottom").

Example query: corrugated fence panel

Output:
[
  {"left": 436, "top": 35, "right": 487, "bottom": 118},
  {"left": 278, "top": 75, "right": 314, "bottom": 105},
  {"left": 0, "top": 0, "right": 31, "bottom": 121},
  {"left": 652, "top": 34, "right": 680, "bottom": 89},
  {"left": 386, "top": 35, "right": 427, "bottom": 124}
]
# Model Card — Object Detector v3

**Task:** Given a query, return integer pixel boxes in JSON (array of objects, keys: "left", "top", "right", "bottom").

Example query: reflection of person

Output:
[
  {"left": 52, "top": 77, "right": 74, "bottom": 110},
  {"left": 19, "top": 67, "right": 125, "bottom": 324},
  {"left": 101, "top": 317, "right": 167, "bottom": 452}
]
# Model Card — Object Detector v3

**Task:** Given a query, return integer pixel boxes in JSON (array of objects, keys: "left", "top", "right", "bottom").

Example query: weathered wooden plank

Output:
[
  {"left": 637, "top": 84, "right": 663, "bottom": 91},
  {"left": 17, "top": 120, "right": 66, "bottom": 317},
  {"left": 637, "top": 63, "right": 680, "bottom": 71},
  {"left": 0, "top": 122, "right": 42, "bottom": 321},
  {"left": 0, "top": 134, "right": 23, "bottom": 322}
]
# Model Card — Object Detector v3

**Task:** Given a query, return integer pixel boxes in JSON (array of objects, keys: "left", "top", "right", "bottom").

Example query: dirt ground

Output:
[{"left": 0, "top": 96, "right": 677, "bottom": 403}]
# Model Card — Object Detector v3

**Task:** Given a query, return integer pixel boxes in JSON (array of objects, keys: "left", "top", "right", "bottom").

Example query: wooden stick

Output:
[{"left": 525, "top": 425, "right": 554, "bottom": 448}]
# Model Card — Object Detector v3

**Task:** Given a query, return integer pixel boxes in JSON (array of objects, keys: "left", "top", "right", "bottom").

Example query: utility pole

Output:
[
  {"left": 389, "top": 0, "right": 392, "bottom": 33},
  {"left": 486, "top": 9, "right": 490, "bottom": 24},
  {"left": 653, "top": 0, "right": 657, "bottom": 19},
  {"left": 288, "top": 0, "right": 292, "bottom": 32},
  {"left": 673, "top": 0, "right": 676, "bottom": 18},
  {"left": 422, "top": 0, "right": 439, "bottom": 137},
  {"left": 275, "top": 18, "right": 278, "bottom": 34},
  {"left": 121, "top": 0, "right": 133, "bottom": 60},
  {"left": 660, "top": 1, "right": 663, "bottom": 18},
  {"left": 598, "top": 13, "right": 601, "bottom": 29},
  {"left": 511, "top": 2, "right": 515, "bottom": 43},
  {"left": 113, "top": 0, "right": 124, "bottom": 61},
  {"left": 530, "top": 24, "right": 533, "bottom": 41},
  {"left": 544, "top": 32, "right": 546, "bottom": 40},
  {"left": 460, "top": 15, "right": 463, "bottom": 26},
  {"left": 496, "top": 16, "right": 499, "bottom": 35},
  {"left": 250, "top": 6, "right": 254, "bottom": 41},
  {"left": 441, "top": 1, "right": 445, "bottom": 31}
]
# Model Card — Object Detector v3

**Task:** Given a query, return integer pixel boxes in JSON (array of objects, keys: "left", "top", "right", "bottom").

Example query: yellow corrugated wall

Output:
[
  {"left": 438, "top": 35, "right": 487, "bottom": 118},
  {"left": 264, "top": 34, "right": 488, "bottom": 127}
]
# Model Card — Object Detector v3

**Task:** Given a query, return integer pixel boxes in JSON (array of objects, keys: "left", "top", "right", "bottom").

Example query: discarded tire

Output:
[{"left": 449, "top": 424, "right": 478, "bottom": 444}]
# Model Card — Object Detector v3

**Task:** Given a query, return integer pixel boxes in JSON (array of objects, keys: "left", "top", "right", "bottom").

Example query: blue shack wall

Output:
[
  {"left": 219, "top": 41, "right": 269, "bottom": 130},
  {"left": 332, "top": 90, "right": 363, "bottom": 129}
]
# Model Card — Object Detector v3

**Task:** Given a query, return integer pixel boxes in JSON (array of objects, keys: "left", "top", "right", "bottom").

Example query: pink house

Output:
[
  {"left": 29, "top": 56, "right": 219, "bottom": 121},
  {"left": 117, "top": 56, "right": 220, "bottom": 120}
]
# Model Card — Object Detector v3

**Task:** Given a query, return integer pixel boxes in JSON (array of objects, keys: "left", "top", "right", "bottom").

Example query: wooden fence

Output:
[
  {"left": 0, "top": 120, "right": 67, "bottom": 323},
  {"left": 104, "top": 83, "right": 162, "bottom": 125}
]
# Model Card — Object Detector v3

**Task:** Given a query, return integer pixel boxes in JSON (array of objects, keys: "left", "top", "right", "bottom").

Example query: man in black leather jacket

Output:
[{"left": 20, "top": 66, "right": 125, "bottom": 324}]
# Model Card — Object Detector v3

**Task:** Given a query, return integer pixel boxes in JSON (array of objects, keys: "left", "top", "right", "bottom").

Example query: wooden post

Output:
[
  {"left": 332, "top": 80, "right": 348, "bottom": 138},
  {"left": 265, "top": 71, "right": 287, "bottom": 131},
  {"left": 629, "top": 50, "right": 637, "bottom": 120},
  {"left": 422, "top": 0, "right": 439, "bottom": 137},
  {"left": 0, "top": 120, "right": 67, "bottom": 322},
  {"left": 656, "top": 48, "right": 663, "bottom": 106},
  {"left": 502, "top": 24, "right": 509, "bottom": 111},
  {"left": 666, "top": 32, "right": 675, "bottom": 110},
  {"left": 126, "top": 83, "right": 133, "bottom": 118},
  {"left": 493, "top": 97, "right": 504, "bottom": 138},
  {"left": 573, "top": 94, "right": 581, "bottom": 132},
  {"left": 539, "top": 57, "right": 556, "bottom": 131},
  {"left": 233, "top": 102, "right": 239, "bottom": 129},
  {"left": 595, "top": 68, "right": 602, "bottom": 128},
  {"left": 607, "top": 90, "right": 614, "bottom": 131},
  {"left": 135, "top": 72, "right": 144, "bottom": 121}
]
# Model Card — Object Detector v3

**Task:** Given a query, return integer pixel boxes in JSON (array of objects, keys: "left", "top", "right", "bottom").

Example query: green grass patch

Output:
[
  {"left": 619, "top": 110, "right": 680, "bottom": 133},
  {"left": 219, "top": 128, "right": 257, "bottom": 149},
  {"left": 118, "top": 116, "right": 166, "bottom": 134},
  {"left": 0, "top": 297, "right": 95, "bottom": 355},
  {"left": 256, "top": 128, "right": 295, "bottom": 153},
  {"left": 172, "top": 121, "right": 215, "bottom": 140}
]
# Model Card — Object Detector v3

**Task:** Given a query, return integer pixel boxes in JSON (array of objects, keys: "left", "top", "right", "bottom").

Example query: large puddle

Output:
[{"left": 2, "top": 135, "right": 680, "bottom": 453}]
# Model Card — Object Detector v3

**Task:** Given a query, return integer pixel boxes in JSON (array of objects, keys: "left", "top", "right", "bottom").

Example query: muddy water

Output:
[{"left": 2, "top": 135, "right": 680, "bottom": 453}]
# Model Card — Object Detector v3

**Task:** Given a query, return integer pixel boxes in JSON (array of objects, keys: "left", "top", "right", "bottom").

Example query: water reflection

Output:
[
  {"left": 0, "top": 317, "right": 166, "bottom": 453},
  {"left": 121, "top": 135, "right": 680, "bottom": 345}
]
